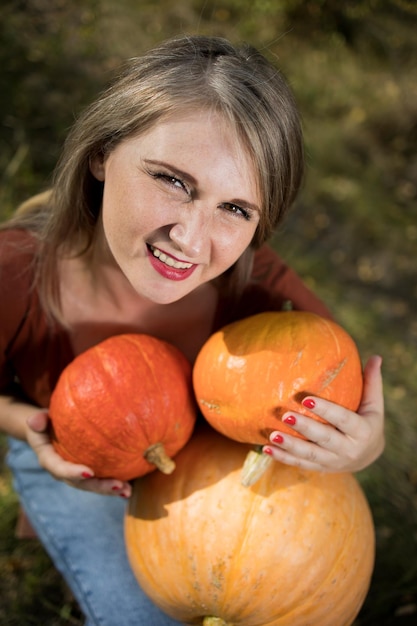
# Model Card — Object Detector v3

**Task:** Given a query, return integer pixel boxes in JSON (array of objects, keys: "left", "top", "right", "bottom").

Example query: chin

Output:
[{"left": 141, "top": 286, "right": 194, "bottom": 305}]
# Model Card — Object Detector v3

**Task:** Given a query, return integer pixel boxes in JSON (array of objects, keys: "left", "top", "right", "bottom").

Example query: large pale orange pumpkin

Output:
[
  {"left": 49, "top": 333, "right": 196, "bottom": 481},
  {"left": 193, "top": 311, "right": 363, "bottom": 445},
  {"left": 125, "top": 426, "right": 375, "bottom": 626}
]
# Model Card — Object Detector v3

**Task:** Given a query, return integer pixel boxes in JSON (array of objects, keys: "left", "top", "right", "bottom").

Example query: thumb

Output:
[
  {"left": 27, "top": 410, "right": 49, "bottom": 432},
  {"left": 359, "top": 355, "right": 384, "bottom": 417}
]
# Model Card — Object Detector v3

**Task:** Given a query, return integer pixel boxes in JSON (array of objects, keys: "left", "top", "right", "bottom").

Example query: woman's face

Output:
[{"left": 91, "top": 109, "right": 261, "bottom": 304}]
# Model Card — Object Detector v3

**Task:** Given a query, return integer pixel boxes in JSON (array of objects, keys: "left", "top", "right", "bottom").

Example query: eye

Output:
[
  {"left": 220, "top": 202, "right": 251, "bottom": 221},
  {"left": 151, "top": 172, "right": 190, "bottom": 195}
]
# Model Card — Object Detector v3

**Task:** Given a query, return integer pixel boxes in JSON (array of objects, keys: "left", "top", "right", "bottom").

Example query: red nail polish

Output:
[
  {"left": 81, "top": 471, "right": 93, "bottom": 479},
  {"left": 272, "top": 433, "right": 284, "bottom": 444},
  {"left": 263, "top": 446, "right": 274, "bottom": 456},
  {"left": 283, "top": 415, "right": 296, "bottom": 426},
  {"left": 112, "top": 485, "right": 121, "bottom": 491},
  {"left": 302, "top": 398, "right": 316, "bottom": 409}
]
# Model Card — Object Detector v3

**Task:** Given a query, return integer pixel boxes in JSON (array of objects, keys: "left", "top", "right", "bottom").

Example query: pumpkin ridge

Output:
[
  {"left": 130, "top": 335, "right": 189, "bottom": 447},
  {"left": 273, "top": 481, "right": 374, "bottom": 626},
  {"left": 73, "top": 335, "right": 192, "bottom": 455},
  {"left": 210, "top": 453, "right": 307, "bottom": 621},
  {"left": 57, "top": 371, "right": 139, "bottom": 455},
  {"left": 218, "top": 483, "right": 265, "bottom": 616},
  {"left": 123, "top": 335, "right": 161, "bottom": 445},
  {"left": 111, "top": 336, "right": 167, "bottom": 449},
  {"left": 125, "top": 482, "right": 160, "bottom": 588},
  {"left": 319, "top": 317, "right": 347, "bottom": 355},
  {"left": 234, "top": 468, "right": 365, "bottom": 622},
  {"left": 53, "top": 414, "right": 149, "bottom": 476},
  {"left": 106, "top": 335, "right": 190, "bottom": 450},
  {"left": 127, "top": 474, "right": 197, "bottom": 619},
  {"left": 290, "top": 478, "right": 372, "bottom": 625},
  {"left": 63, "top": 375, "right": 150, "bottom": 455},
  {"left": 313, "top": 486, "right": 374, "bottom": 623},
  {"left": 62, "top": 345, "right": 155, "bottom": 455},
  {"left": 247, "top": 475, "right": 372, "bottom": 625},
  {"left": 241, "top": 476, "right": 325, "bottom": 620}
]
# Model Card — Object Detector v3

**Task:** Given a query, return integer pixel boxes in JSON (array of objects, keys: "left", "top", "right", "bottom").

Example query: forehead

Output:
[
  {"left": 137, "top": 108, "right": 260, "bottom": 187},
  {"left": 141, "top": 108, "right": 249, "bottom": 154}
]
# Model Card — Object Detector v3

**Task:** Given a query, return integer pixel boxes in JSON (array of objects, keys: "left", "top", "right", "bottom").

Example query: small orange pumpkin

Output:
[
  {"left": 193, "top": 311, "right": 363, "bottom": 444},
  {"left": 49, "top": 334, "right": 196, "bottom": 481},
  {"left": 125, "top": 426, "right": 375, "bottom": 626}
]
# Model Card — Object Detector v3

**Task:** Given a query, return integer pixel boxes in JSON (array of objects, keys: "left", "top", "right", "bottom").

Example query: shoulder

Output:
[
  {"left": 0, "top": 227, "right": 38, "bottom": 258},
  {"left": 0, "top": 228, "right": 38, "bottom": 267},
  {"left": 252, "top": 244, "right": 291, "bottom": 283},
  {"left": 0, "top": 228, "right": 38, "bottom": 287},
  {"left": 0, "top": 228, "right": 39, "bottom": 342},
  {"left": 250, "top": 244, "right": 333, "bottom": 319}
]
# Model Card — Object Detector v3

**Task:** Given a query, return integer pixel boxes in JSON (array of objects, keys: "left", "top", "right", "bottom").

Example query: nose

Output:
[{"left": 169, "top": 205, "right": 211, "bottom": 258}]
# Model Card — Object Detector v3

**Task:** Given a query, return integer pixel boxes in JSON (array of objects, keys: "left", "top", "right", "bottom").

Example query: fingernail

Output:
[
  {"left": 302, "top": 398, "right": 316, "bottom": 409},
  {"left": 283, "top": 415, "right": 296, "bottom": 426},
  {"left": 112, "top": 485, "right": 121, "bottom": 491},
  {"left": 263, "top": 446, "right": 274, "bottom": 456},
  {"left": 81, "top": 471, "right": 93, "bottom": 479},
  {"left": 272, "top": 433, "right": 284, "bottom": 444},
  {"left": 119, "top": 493, "right": 129, "bottom": 498}
]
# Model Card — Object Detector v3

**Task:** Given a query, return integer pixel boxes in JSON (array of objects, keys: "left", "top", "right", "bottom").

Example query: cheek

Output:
[
  {"left": 213, "top": 224, "right": 257, "bottom": 268},
  {"left": 101, "top": 178, "right": 155, "bottom": 240}
]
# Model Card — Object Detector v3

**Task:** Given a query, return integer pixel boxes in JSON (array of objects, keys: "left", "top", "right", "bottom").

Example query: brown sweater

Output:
[{"left": 0, "top": 229, "right": 331, "bottom": 409}]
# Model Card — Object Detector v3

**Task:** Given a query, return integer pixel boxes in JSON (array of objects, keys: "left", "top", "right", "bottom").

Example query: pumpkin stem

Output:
[
  {"left": 143, "top": 442, "right": 176, "bottom": 474},
  {"left": 202, "top": 618, "right": 229, "bottom": 626},
  {"left": 240, "top": 446, "right": 273, "bottom": 487}
]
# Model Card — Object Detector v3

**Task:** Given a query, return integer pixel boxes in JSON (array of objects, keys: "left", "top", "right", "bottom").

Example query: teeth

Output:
[{"left": 150, "top": 246, "right": 193, "bottom": 270}]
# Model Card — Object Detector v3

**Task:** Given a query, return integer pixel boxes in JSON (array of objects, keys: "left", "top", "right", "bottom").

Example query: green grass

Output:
[{"left": 1, "top": 1, "right": 416, "bottom": 624}]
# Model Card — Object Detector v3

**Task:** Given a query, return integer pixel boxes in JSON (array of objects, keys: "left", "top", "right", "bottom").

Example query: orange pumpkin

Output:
[
  {"left": 193, "top": 311, "right": 363, "bottom": 444},
  {"left": 49, "top": 334, "right": 196, "bottom": 481},
  {"left": 125, "top": 426, "right": 375, "bottom": 626}
]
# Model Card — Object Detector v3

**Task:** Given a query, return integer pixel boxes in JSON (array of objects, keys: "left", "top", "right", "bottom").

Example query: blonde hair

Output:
[{"left": 5, "top": 35, "right": 304, "bottom": 320}]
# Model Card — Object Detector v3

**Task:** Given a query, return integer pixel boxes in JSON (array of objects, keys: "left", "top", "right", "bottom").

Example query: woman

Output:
[{"left": 0, "top": 35, "right": 384, "bottom": 625}]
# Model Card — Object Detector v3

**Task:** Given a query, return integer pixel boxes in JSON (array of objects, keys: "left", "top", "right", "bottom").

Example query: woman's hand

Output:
[
  {"left": 25, "top": 411, "right": 132, "bottom": 497},
  {"left": 263, "top": 355, "right": 385, "bottom": 473}
]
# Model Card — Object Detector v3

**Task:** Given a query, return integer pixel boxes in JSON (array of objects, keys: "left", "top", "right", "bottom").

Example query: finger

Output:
[
  {"left": 359, "top": 355, "right": 384, "bottom": 417},
  {"left": 277, "top": 413, "right": 345, "bottom": 452},
  {"left": 26, "top": 412, "right": 132, "bottom": 496},
  {"left": 25, "top": 411, "right": 94, "bottom": 480},
  {"left": 37, "top": 444, "right": 95, "bottom": 481},
  {"left": 67, "top": 477, "right": 132, "bottom": 498},
  {"left": 265, "top": 428, "right": 340, "bottom": 469},
  {"left": 27, "top": 410, "right": 49, "bottom": 432},
  {"left": 299, "top": 396, "right": 360, "bottom": 437},
  {"left": 263, "top": 442, "right": 332, "bottom": 473},
  {"left": 36, "top": 445, "right": 131, "bottom": 496}
]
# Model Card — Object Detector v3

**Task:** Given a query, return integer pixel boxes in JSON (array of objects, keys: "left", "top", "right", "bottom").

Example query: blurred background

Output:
[{"left": 0, "top": 0, "right": 416, "bottom": 624}]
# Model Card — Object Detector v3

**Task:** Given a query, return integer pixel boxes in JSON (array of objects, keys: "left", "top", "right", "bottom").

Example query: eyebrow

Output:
[{"left": 144, "top": 158, "right": 261, "bottom": 213}]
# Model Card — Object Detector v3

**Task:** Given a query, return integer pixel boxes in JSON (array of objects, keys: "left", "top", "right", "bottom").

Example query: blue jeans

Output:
[{"left": 7, "top": 438, "right": 182, "bottom": 626}]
